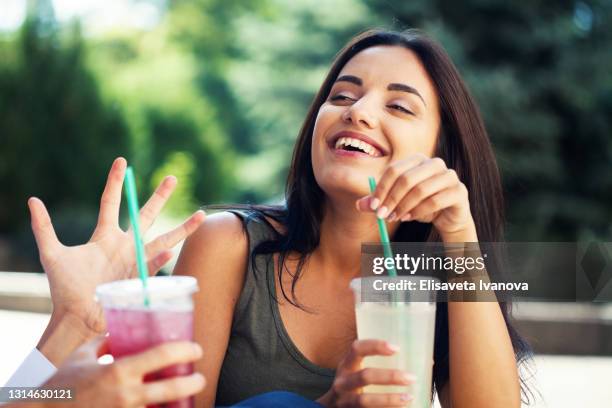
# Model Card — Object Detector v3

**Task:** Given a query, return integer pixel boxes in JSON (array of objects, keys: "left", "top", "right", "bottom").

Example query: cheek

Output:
[
  {"left": 387, "top": 120, "right": 439, "bottom": 159},
  {"left": 312, "top": 105, "right": 341, "bottom": 163},
  {"left": 313, "top": 105, "right": 340, "bottom": 138}
]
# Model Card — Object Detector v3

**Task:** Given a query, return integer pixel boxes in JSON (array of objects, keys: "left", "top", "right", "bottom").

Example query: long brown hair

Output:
[{"left": 212, "top": 28, "right": 533, "bottom": 403}]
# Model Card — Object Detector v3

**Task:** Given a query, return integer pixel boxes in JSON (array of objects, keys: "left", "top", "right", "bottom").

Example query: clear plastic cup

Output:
[
  {"left": 96, "top": 276, "right": 198, "bottom": 408},
  {"left": 351, "top": 276, "right": 437, "bottom": 407}
]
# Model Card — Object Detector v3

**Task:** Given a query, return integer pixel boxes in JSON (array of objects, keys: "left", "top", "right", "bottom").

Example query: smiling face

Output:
[{"left": 311, "top": 45, "right": 441, "bottom": 201}]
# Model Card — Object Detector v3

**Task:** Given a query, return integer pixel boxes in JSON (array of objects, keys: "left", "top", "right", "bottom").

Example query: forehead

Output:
[{"left": 337, "top": 45, "right": 438, "bottom": 107}]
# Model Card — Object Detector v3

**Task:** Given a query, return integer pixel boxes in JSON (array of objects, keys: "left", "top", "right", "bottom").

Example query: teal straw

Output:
[
  {"left": 369, "top": 177, "right": 397, "bottom": 277},
  {"left": 370, "top": 178, "right": 422, "bottom": 401},
  {"left": 124, "top": 166, "right": 150, "bottom": 307}
]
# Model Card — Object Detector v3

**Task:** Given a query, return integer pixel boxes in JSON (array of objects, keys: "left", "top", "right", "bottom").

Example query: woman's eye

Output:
[
  {"left": 389, "top": 104, "right": 413, "bottom": 115},
  {"left": 330, "top": 94, "right": 355, "bottom": 102}
]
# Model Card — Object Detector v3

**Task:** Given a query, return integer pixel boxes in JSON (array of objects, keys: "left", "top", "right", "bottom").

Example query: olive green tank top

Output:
[{"left": 215, "top": 210, "right": 335, "bottom": 406}]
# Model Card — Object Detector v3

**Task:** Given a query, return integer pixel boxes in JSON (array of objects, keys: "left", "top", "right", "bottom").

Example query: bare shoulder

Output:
[
  {"left": 174, "top": 211, "right": 248, "bottom": 281},
  {"left": 188, "top": 211, "right": 247, "bottom": 249}
]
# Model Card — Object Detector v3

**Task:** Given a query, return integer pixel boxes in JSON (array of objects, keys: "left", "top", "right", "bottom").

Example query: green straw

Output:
[
  {"left": 124, "top": 166, "right": 150, "bottom": 307},
  {"left": 369, "top": 176, "right": 397, "bottom": 277},
  {"left": 370, "top": 178, "right": 422, "bottom": 401}
]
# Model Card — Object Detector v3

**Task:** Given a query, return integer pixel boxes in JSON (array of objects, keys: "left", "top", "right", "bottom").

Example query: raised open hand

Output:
[{"left": 28, "top": 157, "right": 206, "bottom": 335}]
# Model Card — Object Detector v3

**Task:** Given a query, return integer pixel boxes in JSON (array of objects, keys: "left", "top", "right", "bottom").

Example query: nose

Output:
[{"left": 341, "top": 99, "right": 378, "bottom": 129}]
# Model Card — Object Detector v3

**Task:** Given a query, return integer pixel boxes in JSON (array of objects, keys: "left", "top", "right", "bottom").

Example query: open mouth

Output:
[{"left": 333, "top": 136, "right": 383, "bottom": 157}]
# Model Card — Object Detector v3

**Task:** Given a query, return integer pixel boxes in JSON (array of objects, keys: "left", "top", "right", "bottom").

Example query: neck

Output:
[{"left": 312, "top": 195, "right": 401, "bottom": 281}]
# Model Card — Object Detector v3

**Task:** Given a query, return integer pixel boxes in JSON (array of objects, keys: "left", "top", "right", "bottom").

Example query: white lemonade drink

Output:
[{"left": 353, "top": 278, "right": 437, "bottom": 408}]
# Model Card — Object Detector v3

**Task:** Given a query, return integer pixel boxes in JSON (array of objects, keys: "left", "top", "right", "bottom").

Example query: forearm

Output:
[
  {"left": 441, "top": 225, "right": 520, "bottom": 408},
  {"left": 447, "top": 301, "right": 519, "bottom": 407},
  {"left": 37, "top": 312, "right": 99, "bottom": 366}
]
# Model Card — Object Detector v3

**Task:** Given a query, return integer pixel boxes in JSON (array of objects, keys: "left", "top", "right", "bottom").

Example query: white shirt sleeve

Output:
[{"left": 4, "top": 348, "right": 57, "bottom": 387}]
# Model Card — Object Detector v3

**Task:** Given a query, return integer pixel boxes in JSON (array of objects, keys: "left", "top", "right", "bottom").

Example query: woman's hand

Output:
[
  {"left": 30, "top": 157, "right": 205, "bottom": 363},
  {"left": 357, "top": 155, "right": 475, "bottom": 239},
  {"left": 41, "top": 336, "right": 205, "bottom": 408},
  {"left": 317, "top": 340, "right": 414, "bottom": 407}
]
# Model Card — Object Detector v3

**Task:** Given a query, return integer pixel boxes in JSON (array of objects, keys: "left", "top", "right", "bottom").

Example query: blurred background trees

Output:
[{"left": 1, "top": 0, "right": 611, "bottom": 270}]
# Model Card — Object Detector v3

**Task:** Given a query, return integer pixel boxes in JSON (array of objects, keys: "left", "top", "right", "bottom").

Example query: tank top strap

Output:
[{"left": 226, "top": 209, "right": 278, "bottom": 324}]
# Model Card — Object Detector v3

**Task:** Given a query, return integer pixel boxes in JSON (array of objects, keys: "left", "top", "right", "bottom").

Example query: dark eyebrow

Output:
[
  {"left": 335, "top": 75, "right": 362, "bottom": 86},
  {"left": 388, "top": 83, "right": 427, "bottom": 106}
]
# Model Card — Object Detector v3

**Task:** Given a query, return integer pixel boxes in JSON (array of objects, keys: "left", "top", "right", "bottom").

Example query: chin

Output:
[{"left": 315, "top": 167, "right": 371, "bottom": 200}]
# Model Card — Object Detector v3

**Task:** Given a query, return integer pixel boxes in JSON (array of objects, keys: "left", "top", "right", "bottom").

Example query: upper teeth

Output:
[{"left": 334, "top": 137, "right": 379, "bottom": 156}]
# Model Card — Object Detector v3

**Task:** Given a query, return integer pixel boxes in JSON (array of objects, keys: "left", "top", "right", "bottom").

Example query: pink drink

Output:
[
  {"left": 106, "top": 308, "right": 194, "bottom": 408},
  {"left": 96, "top": 277, "right": 198, "bottom": 408}
]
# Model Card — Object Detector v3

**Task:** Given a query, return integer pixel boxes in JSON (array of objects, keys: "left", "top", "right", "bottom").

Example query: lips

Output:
[{"left": 328, "top": 131, "right": 388, "bottom": 157}]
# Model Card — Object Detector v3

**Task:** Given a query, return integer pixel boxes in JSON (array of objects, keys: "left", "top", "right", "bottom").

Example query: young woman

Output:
[{"left": 174, "top": 29, "right": 531, "bottom": 407}]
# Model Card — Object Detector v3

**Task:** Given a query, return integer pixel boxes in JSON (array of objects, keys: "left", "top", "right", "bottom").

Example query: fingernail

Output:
[
  {"left": 400, "top": 393, "right": 413, "bottom": 402},
  {"left": 370, "top": 197, "right": 380, "bottom": 210},
  {"left": 400, "top": 213, "right": 411, "bottom": 222},
  {"left": 377, "top": 206, "right": 389, "bottom": 219},
  {"left": 356, "top": 196, "right": 369, "bottom": 210},
  {"left": 388, "top": 212, "right": 397, "bottom": 222},
  {"left": 193, "top": 372, "right": 206, "bottom": 386},
  {"left": 386, "top": 342, "right": 400, "bottom": 352}
]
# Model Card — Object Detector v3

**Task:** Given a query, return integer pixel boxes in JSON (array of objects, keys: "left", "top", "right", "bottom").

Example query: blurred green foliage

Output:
[
  {"left": 1, "top": 0, "right": 611, "bottom": 270},
  {"left": 0, "top": 17, "right": 130, "bottom": 243}
]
